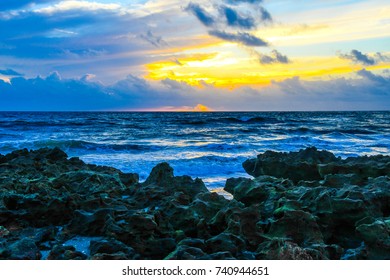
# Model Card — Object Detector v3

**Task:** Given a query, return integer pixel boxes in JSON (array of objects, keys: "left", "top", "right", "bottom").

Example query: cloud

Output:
[
  {"left": 224, "top": 0, "right": 264, "bottom": 5},
  {"left": 1, "top": 69, "right": 389, "bottom": 111},
  {"left": 161, "top": 78, "right": 194, "bottom": 92},
  {"left": 208, "top": 30, "right": 268, "bottom": 46},
  {"left": 81, "top": 73, "right": 96, "bottom": 82},
  {"left": 0, "top": 69, "right": 24, "bottom": 76},
  {"left": 219, "top": 6, "right": 256, "bottom": 29},
  {"left": 258, "top": 6, "right": 272, "bottom": 22},
  {"left": 185, "top": 1, "right": 273, "bottom": 53},
  {"left": 374, "top": 52, "right": 390, "bottom": 63},
  {"left": 185, "top": 3, "right": 215, "bottom": 27},
  {"left": 271, "top": 70, "right": 390, "bottom": 109},
  {"left": 357, "top": 68, "right": 388, "bottom": 85},
  {"left": 339, "top": 49, "right": 376, "bottom": 66},
  {"left": 35, "top": 1, "right": 122, "bottom": 14},
  {"left": 139, "top": 30, "right": 168, "bottom": 48},
  {"left": 258, "top": 49, "right": 290, "bottom": 64}
]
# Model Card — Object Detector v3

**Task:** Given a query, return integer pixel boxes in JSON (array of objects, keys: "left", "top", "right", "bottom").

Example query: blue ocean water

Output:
[{"left": 0, "top": 111, "right": 389, "bottom": 190}]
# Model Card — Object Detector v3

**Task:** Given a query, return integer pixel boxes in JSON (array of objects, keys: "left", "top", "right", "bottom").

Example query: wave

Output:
[
  {"left": 285, "top": 127, "right": 378, "bottom": 135},
  {"left": 220, "top": 116, "right": 268, "bottom": 123},
  {"left": 178, "top": 120, "right": 208, "bottom": 125},
  {"left": 193, "top": 143, "right": 252, "bottom": 151},
  {"left": 177, "top": 115, "right": 272, "bottom": 126},
  {"left": 29, "top": 140, "right": 165, "bottom": 153}
]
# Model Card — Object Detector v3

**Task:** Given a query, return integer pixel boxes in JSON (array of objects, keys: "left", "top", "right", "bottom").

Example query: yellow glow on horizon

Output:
[
  {"left": 145, "top": 52, "right": 390, "bottom": 88},
  {"left": 134, "top": 104, "right": 212, "bottom": 112}
]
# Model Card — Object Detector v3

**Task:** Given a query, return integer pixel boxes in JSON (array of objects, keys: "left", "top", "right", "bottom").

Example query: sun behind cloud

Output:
[{"left": 193, "top": 104, "right": 211, "bottom": 112}]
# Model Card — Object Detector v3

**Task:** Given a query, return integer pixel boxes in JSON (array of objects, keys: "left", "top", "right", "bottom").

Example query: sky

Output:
[{"left": 0, "top": 0, "right": 389, "bottom": 111}]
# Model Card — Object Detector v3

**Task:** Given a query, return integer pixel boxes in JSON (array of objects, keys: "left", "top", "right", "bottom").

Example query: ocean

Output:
[{"left": 0, "top": 111, "right": 389, "bottom": 190}]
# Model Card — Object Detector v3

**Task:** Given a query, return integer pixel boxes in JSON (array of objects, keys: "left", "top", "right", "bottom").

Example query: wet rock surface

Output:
[{"left": 0, "top": 147, "right": 389, "bottom": 259}]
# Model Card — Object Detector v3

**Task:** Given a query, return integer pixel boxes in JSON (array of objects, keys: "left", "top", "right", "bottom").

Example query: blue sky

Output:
[{"left": 0, "top": 0, "right": 389, "bottom": 111}]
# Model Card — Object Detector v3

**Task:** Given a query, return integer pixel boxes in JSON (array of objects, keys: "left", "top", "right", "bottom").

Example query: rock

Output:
[
  {"left": 177, "top": 238, "right": 205, "bottom": 249},
  {"left": 143, "top": 162, "right": 174, "bottom": 187},
  {"left": 199, "top": 251, "right": 236, "bottom": 260},
  {"left": 140, "top": 238, "right": 177, "bottom": 259},
  {"left": 243, "top": 147, "right": 337, "bottom": 182},
  {"left": 52, "top": 171, "right": 127, "bottom": 194},
  {"left": 64, "top": 209, "right": 115, "bottom": 236},
  {"left": 90, "top": 252, "right": 129, "bottom": 260},
  {"left": 256, "top": 239, "right": 326, "bottom": 260},
  {"left": 318, "top": 157, "right": 390, "bottom": 181},
  {"left": 1, "top": 147, "right": 390, "bottom": 260},
  {"left": 0, "top": 226, "right": 9, "bottom": 238},
  {"left": 164, "top": 245, "right": 206, "bottom": 260},
  {"left": 341, "top": 243, "right": 368, "bottom": 260},
  {"left": 89, "top": 239, "right": 137, "bottom": 259},
  {"left": 224, "top": 177, "right": 251, "bottom": 194},
  {"left": 205, "top": 232, "right": 246, "bottom": 255},
  {"left": 1, "top": 238, "right": 41, "bottom": 260},
  {"left": 224, "top": 178, "right": 269, "bottom": 206},
  {"left": 142, "top": 163, "right": 208, "bottom": 199},
  {"left": 267, "top": 210, "right": 323, "bottom": 245},
  {"left": 321, "top": 173, "right": 362, "bottom": 187},
  {"left": 355, "top": 219, "right": 390, "bottom": 259},
  {"left": 47, "top": 244, "right": 87, "bottom": 260},
  {"left": 190, "top": 192, "right": 231, "bottom": 220}
]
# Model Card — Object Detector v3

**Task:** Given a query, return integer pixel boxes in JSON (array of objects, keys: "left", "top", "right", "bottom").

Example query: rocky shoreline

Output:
[{"left": 0, "top": 147, "right": 389, "bottom": 260}]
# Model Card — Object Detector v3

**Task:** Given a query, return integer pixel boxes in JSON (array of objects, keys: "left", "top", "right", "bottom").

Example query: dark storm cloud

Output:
[
  {"left": 139, "top": 30, "right": 168, "bottom": 48},
  {"left": 340, "top": 49, "right": 376, "bottom": 66},
  {"left": 0, "top": 69, "right": 24, "bottom": 76},
  {"left": 208, "top": 30, "right": 268, "bottom": 46},
  {"left": 185, "top": 3, "right": 216, "bottom": 27},
  {"left": 220, "top": 6, "right": 256, "bottom": 29},
  {"left": 258, "top": 50, "right": 290, "bottom": 64}
]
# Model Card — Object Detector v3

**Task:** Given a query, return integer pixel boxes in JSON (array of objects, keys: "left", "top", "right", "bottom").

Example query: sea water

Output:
[{"left": 0, "top": 111, "right": 389, "bottom": 190}]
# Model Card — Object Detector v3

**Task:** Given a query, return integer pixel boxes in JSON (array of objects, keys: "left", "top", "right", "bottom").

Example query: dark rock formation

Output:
[{"left": 0, "top": 147, "right": 389, "bottom": 260}]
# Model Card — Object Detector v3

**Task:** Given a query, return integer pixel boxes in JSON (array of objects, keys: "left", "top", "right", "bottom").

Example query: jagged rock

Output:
[
  {"left": 1, "top": 147, "right": 390, "bottom": 260},
  {"left": 224, "top": 178, "right": 269, "bottom": 206},
  {"left": 140, "top": 238, "right": 177, "bottom": 259},
  {"left": 205, "top": 232, "right": 246, "bottom": 255},
  {"left": 142, "top": 163, "right": 208, "bottom": 199},
  {"left": 321, "top": 173, "right": 362, "bottom": 187},
  {"left": 164, "top": 245, "right": 206, "bottom": 260},
  {"left": 89, "top": 252, "right": 129, "bottom": 260},
  {"left": 177, "top": 238, "right": 205, "bottom": 249},
  {"left": 355, "top": 219, "right": 390, "bottom": 259},
  {"left": 52, "top": 171, "right": 127, "bottom": 194},
  {"left": 243, "top": 147, "right": 337, "bottom": 182},
  {"left": 199, "top": 251, "right": 236, "bottom": 260},
  {"left": 256, "top": 239, "right": 326, "bottom": 260},
  {"left": 89, "top": 239, "right": 137, "bottom": 259},
  {"left": 341, "top": 243, "right": 368, "bottom": 260},
  {"left": 64, "top": 209, "right": 115, "bottom": 236},
  {"left": 268, "top": 210, "right": 323, "bottom": 245},
  {"left": 0, "top": 226, "right": 9, "bottom": 238},
  {"left": 1, "top": 238, "right": 41, "bottom": 260},
  {"left": 47, "top": 244, "right": 87, "bottom": 260}
]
